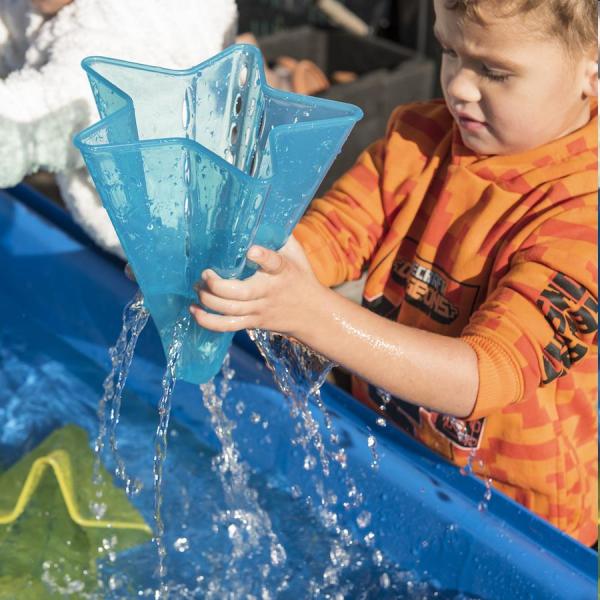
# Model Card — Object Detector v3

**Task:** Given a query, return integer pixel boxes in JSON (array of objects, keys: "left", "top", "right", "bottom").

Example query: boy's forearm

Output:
[{"left": 294, "top": 288, "right": 479, "bottom": 418}]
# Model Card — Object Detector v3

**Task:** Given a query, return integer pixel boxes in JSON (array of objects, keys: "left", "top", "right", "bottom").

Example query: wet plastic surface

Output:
[{"left": 74, "top": 45, "right": 362, "bottom": 384}]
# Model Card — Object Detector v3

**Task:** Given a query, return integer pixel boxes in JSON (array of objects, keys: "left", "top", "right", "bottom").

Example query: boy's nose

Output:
[{"left": 445, "top": 68, "right": 482, "bottom": 105}]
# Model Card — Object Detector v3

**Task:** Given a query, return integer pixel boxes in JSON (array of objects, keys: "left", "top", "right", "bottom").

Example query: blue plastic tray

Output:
[{"left": 1, "top": 185, "right": 597, "bottom": 599}]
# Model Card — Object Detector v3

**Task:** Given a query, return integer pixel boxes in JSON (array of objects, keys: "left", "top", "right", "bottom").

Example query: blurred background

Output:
[{"left": 25, "top": 0, "right": 442, "bottom": 204}]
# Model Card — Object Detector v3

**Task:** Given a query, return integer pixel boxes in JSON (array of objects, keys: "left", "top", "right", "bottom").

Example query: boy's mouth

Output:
[{"left": 456, "top": 112, "right": 487, "bottom": 132}]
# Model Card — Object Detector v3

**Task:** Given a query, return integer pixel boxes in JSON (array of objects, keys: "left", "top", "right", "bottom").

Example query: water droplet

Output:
[
  {"left": 101, "top": 537, "right": 115, "bottom": 551},
  {"left": 108, "top": 575, "right": 120, "bottom": 591},
  {"left": 303, "top": 454, "right": 317, "bottom": 470},
  {"left": 270, "top": 542, "right": 286, "bottom": 566},
  {"left": 174, "top": 537, "right": 189, "bottom": 552},
  {"left": 329, "top": 543, "right": 350, "bottom": 568},
  {"left": 223, "top": 148, "right": 235, "bottom": 164},
  {"left": 90, "top": 501, "right": 107, "bottom": 519},
  {"left": 227, "top": 523, "right": 239, "bottom": 539},
  {"left": 332, "top": 449, "right": 347, "bottom": 468},
  {"left": 356, "top": 510, "right": 372, "bottom": 529},
  {"left": 323, "top": 566, "right": 338, "bottom": 586},
  {"left": 372, "top": 549, "right": 384, "bottom": 567},
  {"left": 320, "top": 509, "right": 338, "bottom": 528},
  {"left": 182, "top": 87, "right": 192, "bottom": 131},
  {"left": 380, "top": 572, "right": 391, "bottom": 589},
  {"left": 183, "top": 151, "right": 191, "bottom": 185}
]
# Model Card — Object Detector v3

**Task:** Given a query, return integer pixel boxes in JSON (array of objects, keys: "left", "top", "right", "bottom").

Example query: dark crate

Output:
[
  {"left": 237, "top": 0, "right": 393, "bottom": 37},
  {"left": 238, "top": 0, "right": 327, "bottom": 37},
  {"left": 258, "top": 26, "right": 436, "bottom": 192}
]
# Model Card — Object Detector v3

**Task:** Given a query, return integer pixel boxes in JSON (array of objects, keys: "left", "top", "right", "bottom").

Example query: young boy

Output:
[{"left": 191, "top": 0, "right": 598, "bottom": 545}]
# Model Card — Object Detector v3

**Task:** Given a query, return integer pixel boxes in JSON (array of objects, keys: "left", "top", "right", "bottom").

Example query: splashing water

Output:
[
  {"left": 82, "top": 297, "right": 474, "bottom": 597},
  {"left": 458, "top": 451, "right": 494, "bottom": 511},
  {"left": 0, "top": 305, "right": 492, "bottom": 599},
  {"left": 248, "top": 330, "right": 383, "bottom": 591},
  {"left": 459, "top": 449, "right": 477, "bottom": 477},
  {"left": 92, "top": 291, "right": 149, "bottom": 514},
  {"left": 375, "top": 388, "right": 391, "bottom": 415},
  {"left": 199, "top": 354, "right": 288, "bottom": 599},
  {"left": 248, "top": 330, "right": 333, "bottom": 398},
  {"left": 476, "top": 458, "right": 494, "bottom": 511},
  {"left": 478, "top": 477, "right": 494, "bottom": 512},
  {"left": 367, "top": 432, "right": 379, "bottom": 471},
  {"left": 375, "top": 387, "right": 494, "bottom": 512},
  {"left": 153, "top": 315, "right": 190, "bottom": 598}
]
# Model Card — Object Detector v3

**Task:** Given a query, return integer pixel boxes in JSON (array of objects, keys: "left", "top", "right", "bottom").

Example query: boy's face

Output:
[{"left": 433, "top": 0, "right": 597, "bottom": 155}]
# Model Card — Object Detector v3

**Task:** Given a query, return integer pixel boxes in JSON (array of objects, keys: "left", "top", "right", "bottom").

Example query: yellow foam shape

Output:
[{"left": 0, "top": 449, "right": 151, "bottom": 534}]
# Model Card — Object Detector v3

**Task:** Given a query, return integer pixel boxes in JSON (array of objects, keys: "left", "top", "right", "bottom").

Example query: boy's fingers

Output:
[
  {"left": 199, "top": 271, "right": 261, "bottom": 301},
  {"left": 189, "top": 305, "right": 253, "bottom": 332},
  {"left": 248, "top": 246, "right": 284, "bottom": 275},
  {"left": 197, "top": 289, "right": 258, "bottom": 317}
]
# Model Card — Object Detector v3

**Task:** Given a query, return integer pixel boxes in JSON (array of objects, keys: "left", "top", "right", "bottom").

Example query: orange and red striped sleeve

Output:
[
  {"left": 293, "top": 101, "right": 443, "bottom": 287},
  {"left": 293, "top": 137, "right": 387, "bottom": 287},
  {"left": 462, "top": 195, "right": 598, "bottom": 419}
]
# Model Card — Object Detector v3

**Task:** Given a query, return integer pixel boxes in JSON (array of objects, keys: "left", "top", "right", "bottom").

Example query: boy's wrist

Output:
[
  {"left": 286, "top": 281, "right": 331, "bottom": 342},
  {"left": 288, "top": 284, "right": 345, "bottom": 351}
]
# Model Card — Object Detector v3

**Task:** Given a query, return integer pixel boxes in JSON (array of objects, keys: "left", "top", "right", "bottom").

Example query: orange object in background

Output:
[
  {"left": 332, "top": 70, "right": 358, "bottom": 84},
  {"left": 235, "top": 32, "right": 335, "bottom": 96},
  {"left": 292, "top": 59, "right": 330, "bottom": 95}
]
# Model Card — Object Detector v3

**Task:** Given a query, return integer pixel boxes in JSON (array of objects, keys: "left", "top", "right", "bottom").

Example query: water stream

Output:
[
  {"left": 89, "top": 290, "right": 149, "bottom": 540},
  {"left": 199, "top": 355, "right": 288, "bottom": 599},
  {"left": 153, "top": 315, "right": 190, "bottom": 598},
  {"left": 92, "top": 290, "right": 149, "bottom": 511},
  {"left": 374, "top": 388, "right": 495, "bottom": 512},
  {"left": 248, "top": 330, "right": 384, "bottom": 593},
  {"left": 83, "top": 298, "right": 483, "bottom": 598}
]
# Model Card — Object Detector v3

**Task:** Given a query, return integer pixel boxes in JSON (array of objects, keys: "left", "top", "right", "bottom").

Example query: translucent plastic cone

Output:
[{"left": 74, "top": 44, "right": 362, "bottom": 384}]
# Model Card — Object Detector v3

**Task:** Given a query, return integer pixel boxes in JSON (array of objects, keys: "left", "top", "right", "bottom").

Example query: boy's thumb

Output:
[{"left": 248, "top": 246, "right": 284, "bottom": 275}]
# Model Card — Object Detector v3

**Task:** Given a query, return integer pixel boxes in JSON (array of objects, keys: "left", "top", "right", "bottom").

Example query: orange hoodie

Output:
[{"left": 294, "top": 100, "right": 598, "bottom": 545}]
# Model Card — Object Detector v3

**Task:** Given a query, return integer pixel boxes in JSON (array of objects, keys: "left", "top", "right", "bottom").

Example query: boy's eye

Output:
[{"left": 481, "top": 65, "right": 510, "bottom": 83}]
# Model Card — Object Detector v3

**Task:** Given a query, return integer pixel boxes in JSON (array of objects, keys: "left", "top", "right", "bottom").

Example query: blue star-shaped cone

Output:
[{"left": 74, "top": 44, "right": 362, "bottom": 384}]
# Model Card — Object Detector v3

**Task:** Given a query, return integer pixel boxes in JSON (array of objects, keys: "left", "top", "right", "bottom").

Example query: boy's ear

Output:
[{"left": 581, "top": 54, "right": 598, "bottom": 98}]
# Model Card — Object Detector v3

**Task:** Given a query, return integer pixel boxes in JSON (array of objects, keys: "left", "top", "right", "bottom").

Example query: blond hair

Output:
[{"left": 444, "top": 0, "right": 597, "bottom": 54}]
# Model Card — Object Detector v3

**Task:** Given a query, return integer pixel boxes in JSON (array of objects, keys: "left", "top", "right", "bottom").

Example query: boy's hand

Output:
[{"left": 190, "top": 236, "right": 323, "bottom": 336}]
